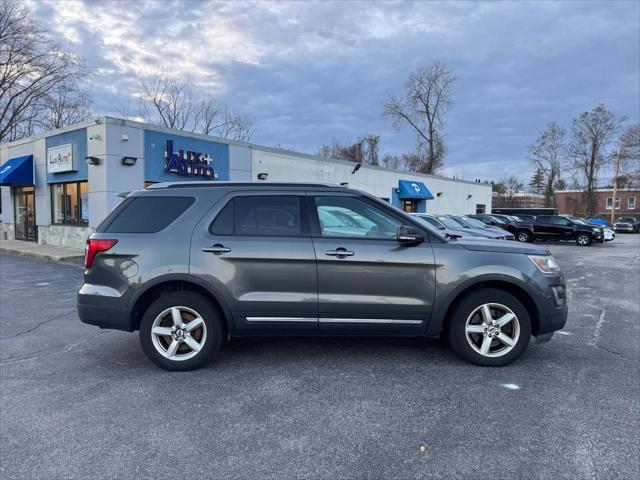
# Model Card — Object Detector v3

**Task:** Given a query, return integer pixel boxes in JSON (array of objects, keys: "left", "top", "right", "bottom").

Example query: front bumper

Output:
[
  {"left": 537, "top": 305, "right": 568, "bottom": 335},
  {"left": 614, "top": 225, "right": 634, "bottom": 232}
]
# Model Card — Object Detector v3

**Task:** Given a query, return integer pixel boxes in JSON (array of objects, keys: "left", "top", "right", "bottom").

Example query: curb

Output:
[{"left": 0, "top": 247, "right": 84, "bottom": 262}]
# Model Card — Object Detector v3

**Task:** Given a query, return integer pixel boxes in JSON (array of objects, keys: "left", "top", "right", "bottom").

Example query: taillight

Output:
[{"left": 84, "top": 239, "right": 118, "bottom": 269}]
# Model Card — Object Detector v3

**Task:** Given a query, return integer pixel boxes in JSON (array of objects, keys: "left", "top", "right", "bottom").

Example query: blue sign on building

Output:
[{"left": 144, "top": 130, "right": 230, "bottom": 183}]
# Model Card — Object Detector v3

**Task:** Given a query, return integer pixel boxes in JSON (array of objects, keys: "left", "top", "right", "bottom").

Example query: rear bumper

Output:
[{"left": 77, "top": 293, "right": 133, "bottom": 331}]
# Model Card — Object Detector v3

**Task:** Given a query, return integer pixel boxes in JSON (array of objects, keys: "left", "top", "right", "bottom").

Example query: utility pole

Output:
[{"left": 610, "top": 147, "right": 621, "bottom": 226}]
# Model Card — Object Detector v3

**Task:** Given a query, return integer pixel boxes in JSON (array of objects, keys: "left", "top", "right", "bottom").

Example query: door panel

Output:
[
  {"left": 309, "top": 194, "right": 436, "bottom": 334},
  {"left": 190, "top": 193, "right": 318, "bottom": 333}
]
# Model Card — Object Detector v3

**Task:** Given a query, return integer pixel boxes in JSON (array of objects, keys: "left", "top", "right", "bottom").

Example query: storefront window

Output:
[
  {"left": 401, "top": 200, "right": 417, "bottom": 213},
  {"left": 51, "top": 181, "right": 88, "bottom": 226}
]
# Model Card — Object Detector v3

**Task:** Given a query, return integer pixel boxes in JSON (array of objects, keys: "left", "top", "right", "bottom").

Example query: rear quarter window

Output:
[{"left": 98, "top": 196, "right": 195, "bottom": 233}]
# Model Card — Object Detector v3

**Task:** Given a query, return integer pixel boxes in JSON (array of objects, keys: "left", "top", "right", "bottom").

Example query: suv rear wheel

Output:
[
  {"left": 447, "top": 288, "right": 531, "bottom": 366},
  {"left": 139, "top": 291, "right": 223, "bottom": 371},
  {"left": 576, "top": 233, "right": 592, "bottom": 246}
]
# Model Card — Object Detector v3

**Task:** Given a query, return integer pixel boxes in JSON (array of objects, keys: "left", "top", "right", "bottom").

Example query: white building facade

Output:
[{"left": 1, "top": 117, "right": 492, "bottom": 249}]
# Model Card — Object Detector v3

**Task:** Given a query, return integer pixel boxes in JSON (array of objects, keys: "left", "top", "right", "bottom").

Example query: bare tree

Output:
[
  {"left": 503, "top": 175, "right": 524, "bottom": 197},
  {"left": 318, "top": 134, "right": 380, "bottom": 165},
  {"left": 38, "top": 83, "right": 93, "bottom": 131},
  {"left": 528, "top": 121, "right": 566, "bottom": 206},
  {"left": 132, "top": 73, "right": 254, "bottom": 142},
  {"left": 618, "top": 123, "right": 640, "bottom": 187},
  {"left": 568, "top": 104, "right": 625, "bottom": 213},
  {"left": 0, "top": 0, "right": 89, "bottom": 142},
  {"left": 139, "top": 75, "right": 195, "bottom": 131},
  {"left": 384, "top": 62, "right": 456, "bottom": 174}
]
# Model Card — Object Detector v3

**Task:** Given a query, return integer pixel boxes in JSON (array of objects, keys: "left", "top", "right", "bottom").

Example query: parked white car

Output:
[{"left": 603, "top": 227, "right": 615, "bottom": 241}]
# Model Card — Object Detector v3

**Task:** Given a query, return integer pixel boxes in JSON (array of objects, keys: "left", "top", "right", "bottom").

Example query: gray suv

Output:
[{"left": 77, "top": 182, "right": 568, "bottom": 370}]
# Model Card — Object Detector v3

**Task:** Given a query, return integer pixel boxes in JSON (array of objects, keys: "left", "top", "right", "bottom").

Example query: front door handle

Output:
[
  {"left": 325, "top": 247, "right": 354, "bottom": 258},
  {"left": 202, "top": 244, "right": 231, "bottom": 255}
]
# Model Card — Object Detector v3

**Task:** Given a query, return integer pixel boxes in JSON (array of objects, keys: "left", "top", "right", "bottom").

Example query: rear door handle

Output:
[
  {"left": 325, "top": 248, "right": 354, "bottom": 258},
  {"left": 202, "top": 244, "right": 231, "bottom": 255}
]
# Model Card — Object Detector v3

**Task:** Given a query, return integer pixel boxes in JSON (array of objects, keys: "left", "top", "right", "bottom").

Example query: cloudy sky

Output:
[{"left": 28, "top": 0, "right": 639, "bottom": 182}]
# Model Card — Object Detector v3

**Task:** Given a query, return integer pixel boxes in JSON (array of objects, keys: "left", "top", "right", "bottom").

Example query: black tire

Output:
[
  {"left": 447, "top": 288, "right": 532, "bottom": 367},
  {"left": 139, "top": 291, "right": 223, "bottom": 371},
  {"left": 516, "top": 230, "right": 532, "bottom": 243},
  {"left": 575, "top": 233, "right": 592, "bottom": 246}
]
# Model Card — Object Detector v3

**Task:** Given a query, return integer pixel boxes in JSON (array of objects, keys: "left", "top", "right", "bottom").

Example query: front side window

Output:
[
  {"left": 552, "top": 217, "right": 571, "bottom": 226},
  {"left": 315, "top": 196, "right": 402, "bottom": 239},
  {"left": 51, "top": 181, "right": 88, "bottom": 225}
]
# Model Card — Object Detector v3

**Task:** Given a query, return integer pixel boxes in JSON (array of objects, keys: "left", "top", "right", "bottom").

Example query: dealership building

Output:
[{"left": 0, "top": 116, "right": 492, "bottom": 249}]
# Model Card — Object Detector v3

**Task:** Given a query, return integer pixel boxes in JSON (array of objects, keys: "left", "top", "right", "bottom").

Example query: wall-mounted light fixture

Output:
[
  {"left": 351, "top": 163, "right": 362, "bottom": 174},
  {"left": 467, "top": 194, "right": 473, "bottom": 199},
  {"left": 89, "top": 134, "right": 101, "bottom": 141},
  {"left": 340, "top": 182, "right": 349, "bottom": 186},
  {"left": 85, "top": 156, "right": 100, "bottom": 166},
  {"left": 257, "top": 172, "right": 269, "bottom": 180},
  {"left": 436, "top": 192, "right": 443, "bottom": 197},
  {"left": 121, "top": 134, "right": 129, "bottom": 142},
  {"left": 121, "top": 156, "right": 137, "bottom": 166}
]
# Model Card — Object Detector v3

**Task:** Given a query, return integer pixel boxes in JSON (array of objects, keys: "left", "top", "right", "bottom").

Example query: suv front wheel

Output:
[
  {"left": 576, "top": 233, "right": 592, "bottom": 246},
  {"left": 139, "top": 291, "right": 223, "bottom": 371},
  {"left": 447, "top": 288, "right": 532, "bottom": 366}
]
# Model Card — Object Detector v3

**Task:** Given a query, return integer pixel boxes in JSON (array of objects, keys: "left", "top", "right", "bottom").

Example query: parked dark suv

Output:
[
  {"left": 509, "top": 215, "right": 604, "bottom": 246},
  {"left": 77, "top": 182, "right": 568, "bottom": 370}
]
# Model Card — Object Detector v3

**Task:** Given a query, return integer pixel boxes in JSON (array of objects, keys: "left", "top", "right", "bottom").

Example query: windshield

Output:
[
  {"left": 569, "top": 217, "right": 589, "bottom": 225},
  {"left": 447, "top": 216, "right": 470, "bottom": 228},
  {"left": 436, "top": 216, "right": 464, "bottom": 229},
  {"left": 416, "top": 215, "right": 445, "bottom": 230},
  {"left": 462, "top": 217, "right": 488, "bottom": 228}
]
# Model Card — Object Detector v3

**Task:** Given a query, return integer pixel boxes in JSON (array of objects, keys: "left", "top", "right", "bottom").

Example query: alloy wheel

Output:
[
  {"left": 517, "top": 232, "right": 529, "bottom": 242},
  {"left": 577, "top": 235, "right": 589, "bottom": 246},
  {"left": 150, "top": 306, "right": 207, "bottom": 361},
  {"left": 465, "top": 303, "right": 520, "bottom": 357}
]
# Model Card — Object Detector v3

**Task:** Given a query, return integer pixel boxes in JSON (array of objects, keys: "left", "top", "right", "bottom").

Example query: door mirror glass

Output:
[{"left": 397, "top": 225, "right": 424, "bottom": 244}]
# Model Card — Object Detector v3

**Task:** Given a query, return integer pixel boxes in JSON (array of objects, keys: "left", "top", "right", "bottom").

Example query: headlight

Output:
[
  {"left": 592, "top": 227, "right": 600, "bottom": 232},
  {"left": 528, "top": 255, "right": 560, "bottom": 274}
]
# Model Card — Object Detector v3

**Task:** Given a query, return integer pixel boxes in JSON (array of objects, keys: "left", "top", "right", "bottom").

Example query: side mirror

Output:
[{"left": 397, "top": 225, "right": 424, "bottom": 244}]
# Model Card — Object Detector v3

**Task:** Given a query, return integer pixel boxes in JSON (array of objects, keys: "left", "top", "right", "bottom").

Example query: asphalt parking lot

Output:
[{"left": 1, "top": 235, "right": 639, "bottom": 479}]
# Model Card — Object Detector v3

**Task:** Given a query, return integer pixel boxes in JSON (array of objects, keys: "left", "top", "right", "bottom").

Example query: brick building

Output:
[
  {"left": 554, "top": 188, "right": 639, "bottom": 220},
  {"left": 492, "top": 192, "right": 548, "bottom": 208}
]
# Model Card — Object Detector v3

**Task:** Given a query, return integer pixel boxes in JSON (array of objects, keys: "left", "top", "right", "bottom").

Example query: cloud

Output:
[{"left": 27, "top": 0, "right": 640, "bottom": 181}]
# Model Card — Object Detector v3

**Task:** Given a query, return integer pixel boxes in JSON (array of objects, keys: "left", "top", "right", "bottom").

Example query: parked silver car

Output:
[
  {"left": 447, "top": 215, "right": 515, "bottom": 240},
  {"left": 410, "top": 213, "right": 477, "bottom": 238}
]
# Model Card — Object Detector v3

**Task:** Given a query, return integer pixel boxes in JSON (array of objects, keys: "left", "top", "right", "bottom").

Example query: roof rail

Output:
[{"left": 146, "top": 181, "right": 345, "bottom": 189}]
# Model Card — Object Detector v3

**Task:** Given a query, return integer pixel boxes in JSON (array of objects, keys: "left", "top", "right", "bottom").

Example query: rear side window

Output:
[
  {"left": 210, "top": 196, "right": 301, "bottom": 236},
  {"left": 100, "top": 196, "right": 194, "bottom": 233}
]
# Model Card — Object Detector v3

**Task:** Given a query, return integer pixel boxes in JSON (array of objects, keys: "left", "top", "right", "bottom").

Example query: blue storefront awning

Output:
[
  {"left": 397, "top": 180, "right": 434, "bottom": 200},
  {"left": 0, "top": 155, "right": 33, "bottom": 186}
]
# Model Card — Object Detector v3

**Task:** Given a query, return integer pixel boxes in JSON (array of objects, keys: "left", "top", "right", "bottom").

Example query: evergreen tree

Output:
[{"left": 529, "top": 169, "right": 545, "bottom": 193}]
